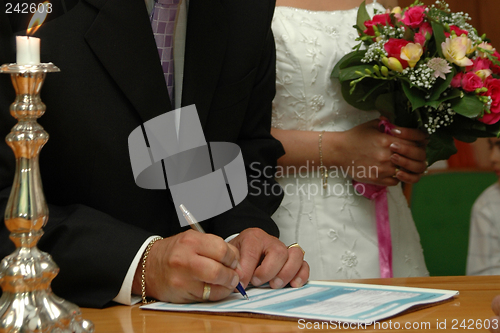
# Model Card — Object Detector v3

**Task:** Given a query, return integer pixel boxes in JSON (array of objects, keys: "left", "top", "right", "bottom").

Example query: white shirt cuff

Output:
[
  {"left": 113, "top": 235, "right": 160, "bottom": 305},
  {"left": 114, "top": 233, "right": 239, "bottom": 305}
]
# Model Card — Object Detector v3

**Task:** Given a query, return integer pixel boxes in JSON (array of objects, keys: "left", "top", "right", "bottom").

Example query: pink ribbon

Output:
[{"left": 352, "top": 119, "right": 394, "bottom": 278}]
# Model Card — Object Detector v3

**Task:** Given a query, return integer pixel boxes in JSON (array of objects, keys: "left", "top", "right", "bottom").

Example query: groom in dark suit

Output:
[{"left": 0, "top": 0, "right": 309, "bottom": 308}]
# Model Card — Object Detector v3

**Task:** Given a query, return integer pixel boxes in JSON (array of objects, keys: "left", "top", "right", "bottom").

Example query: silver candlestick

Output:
[{"left": 0, "top": 63, "right": 94, "bottom": 333}]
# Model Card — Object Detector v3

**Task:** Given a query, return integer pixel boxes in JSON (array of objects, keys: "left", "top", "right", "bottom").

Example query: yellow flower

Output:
[
  {"left": 390, "top": 6, "right": 402, "bottom": 19},
  {"left": 381, "top": 66, "right": 389, "bottom": 76},
  {"left": 466, "top": 39, "right": 477, "bottom": 55},
  {"left": 441, "top": 36, "right": 474, "bottom": 67},
  {"left": 477, "top": 41, "right": 495, "bottom": 58},
  {"left": 476, "top": 69, "right": 492, "bottom": 81},
  {"left": 400, "top": 43, "right": 423, "bottom": 68},
  {"left": 391, "top": 6, "right": 402, "bottom": 15},
  {"left": 382, "top": 57, "right": 403, "bottom": 73}
]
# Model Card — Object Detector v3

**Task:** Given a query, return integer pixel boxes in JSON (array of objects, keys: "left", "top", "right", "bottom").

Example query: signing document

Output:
[{"left": 141, "top": 281, "right": 458, "bottom": 324}]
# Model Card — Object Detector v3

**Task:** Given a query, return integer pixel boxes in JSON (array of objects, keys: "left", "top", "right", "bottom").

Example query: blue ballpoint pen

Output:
[{"left": 179, "top": 204, "right": 249, "bottom": 300}]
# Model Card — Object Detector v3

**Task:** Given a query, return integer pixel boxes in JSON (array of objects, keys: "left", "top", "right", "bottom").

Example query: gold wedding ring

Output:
[
  {"left": 202, "top": 283, "right": 211, "bottom": 301},
  {"left": 392, "top": 168, "right": 400, "bottom": 178},
  {"left": 287, "top": 243, "right": 305, "bottom": 255}
]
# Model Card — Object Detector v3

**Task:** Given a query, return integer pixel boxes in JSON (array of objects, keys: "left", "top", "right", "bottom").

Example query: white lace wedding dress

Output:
[{"left": 271, "top": 3, "right": 429, "bottom": 279}]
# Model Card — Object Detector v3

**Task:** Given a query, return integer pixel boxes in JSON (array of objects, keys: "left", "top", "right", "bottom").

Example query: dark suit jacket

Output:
[{"left": 0, "top": 0, "right": 283, "bottom": 308}]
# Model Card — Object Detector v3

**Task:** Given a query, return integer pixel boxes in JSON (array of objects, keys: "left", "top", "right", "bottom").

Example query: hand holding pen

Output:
[
  {"left": 132, "top": 213, "right": 247, "bottom": 303},
  {"left": 134, "top": 205, "right": 306, "bottom": 303},
  {"left": 180, "top": 204, "right": 249, "bottom": 300}
]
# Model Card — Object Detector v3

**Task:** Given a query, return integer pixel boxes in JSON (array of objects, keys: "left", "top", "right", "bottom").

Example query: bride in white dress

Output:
[{"left": 271, "top": 0, "right": 429, "bottom": 279}]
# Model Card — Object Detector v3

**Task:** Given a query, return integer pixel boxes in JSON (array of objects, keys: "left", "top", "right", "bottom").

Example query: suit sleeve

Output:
[
  {"left": 0, "top": 7, "right": 155, "bottom": 309},
  {"left": 0, "top": 0, "right": 283, "bottom": 309},
  {"left": 0, "top": 187, "right": 154, "bottom": 308},
  {"left": 207, "top": 4, "right": 285, "bottom": 239}
]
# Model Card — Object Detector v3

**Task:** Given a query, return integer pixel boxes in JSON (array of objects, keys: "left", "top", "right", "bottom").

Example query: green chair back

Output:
[{"left": 410, "top": 171, "right": 497, "bottom": 276}]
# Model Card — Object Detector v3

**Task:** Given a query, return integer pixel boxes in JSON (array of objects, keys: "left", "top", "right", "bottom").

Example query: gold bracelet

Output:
[
  {"left": 141, "top": 236, "right": 163, "bottom": 304},
  {"left": 319, "top": 130, "right": 328, "bottom": 189}
]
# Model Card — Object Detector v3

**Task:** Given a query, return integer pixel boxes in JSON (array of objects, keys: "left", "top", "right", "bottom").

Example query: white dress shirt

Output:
[
  {"left": 466, "top": 182, "right": 500, "bottom": 275},
  {"left": 113, "top": 0, "right": 188, "bottom": 305},
  {"left": 114, "top": 0, "right": 238, "bottom": 304}
]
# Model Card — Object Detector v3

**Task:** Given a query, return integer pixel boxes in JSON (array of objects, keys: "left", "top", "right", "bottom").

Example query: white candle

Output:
[{"left": 16, "top": 36, "right": 40, "bottom": 65}]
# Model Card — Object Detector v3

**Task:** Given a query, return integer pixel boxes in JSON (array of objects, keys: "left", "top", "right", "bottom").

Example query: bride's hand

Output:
[
  {"left": 388, "top": 121, "right": 429, "bottom": 184},
  {"left": 330, "top": 119, "right": 427, "bottom": 186}
]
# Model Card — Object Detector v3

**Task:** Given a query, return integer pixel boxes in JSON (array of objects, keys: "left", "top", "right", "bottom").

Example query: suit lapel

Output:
[
  {"left": 83, "top": 0, "right": 171, "bottom": 123},
  {"left": 181, "top": 0, "right": 228, "bottom": 127},
  {"left": 82, "top": 0, "right": 228, "bottom": 126}
]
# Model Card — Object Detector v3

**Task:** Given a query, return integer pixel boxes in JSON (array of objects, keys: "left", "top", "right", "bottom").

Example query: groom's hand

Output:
[
  {"left": 229, "top": 228, "right": 309, "bottom": 289},
  {"left": 132, "top": 230, "right": 242, "bottom": 303}
]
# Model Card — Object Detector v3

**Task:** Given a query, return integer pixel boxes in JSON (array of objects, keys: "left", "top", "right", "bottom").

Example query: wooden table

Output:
[{"left": 80, "top": 275, "right": 500, "bottom": 332}]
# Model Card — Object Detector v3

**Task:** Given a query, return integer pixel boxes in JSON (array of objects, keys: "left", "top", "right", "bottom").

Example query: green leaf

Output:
[
  {"left": 340, "top": 79, "right": 387, "bottom": 111},
  {"left": 451, "top": 94, "right": 484, "bottom": 118},
  {"left": 403, "top": 26, "right": 415, "bottom": 41},
  {"left": 375, "top": 92, "right": 396, "bottom": 122},
  {"left": 359, "top": 81, "right": 388, "bottom": 102},
  {"left": 453, "top": 134, "right": 478, "bottom": 143},
  {"left": 332, "top": 50, "right": 367, "bottom": 78},
  {"left": 338, "top": 65, "right": 374, "bottom": 82},
  {"left": 445, "top": 114, "right": 500, "bottom": 138},
  {"left": 427, "top": 68, "right": 455, "bottom": 102},
  {"left": 402, "top": 81, "right": 427, "bottom": 110},
  {"left": 471, "top": 121, "right": 500, "bottom": 137},
  {"left": 356, "top": 1, "right": 370, "bottom": 32},
  {"left": 430, "top": 21, "right": 446, "bottom": 58},
  {"left": 375, "top": 89, "right": 421, "bottom": 128},
  {"left": 396, "top": 105, "right": 421, "bottom": 129},
  {"left": 425, "top": 89, "right": 462, "bottom": 109},
  {"left": 426, "top": 131, "right": 457, "bottom": 166}
]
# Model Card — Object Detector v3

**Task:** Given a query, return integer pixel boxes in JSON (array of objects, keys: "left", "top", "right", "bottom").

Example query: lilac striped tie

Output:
[{"left": 150, "top": 0, "right": 180, "bottom": 105}]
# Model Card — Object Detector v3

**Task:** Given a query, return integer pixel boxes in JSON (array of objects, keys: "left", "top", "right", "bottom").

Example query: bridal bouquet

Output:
[{"left": 332, "top": 0, "right": 500, "bottom": 165}]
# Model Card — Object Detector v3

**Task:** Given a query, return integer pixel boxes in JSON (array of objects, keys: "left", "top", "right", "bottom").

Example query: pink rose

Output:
[
  {"left": 491, "top": 51, "right": 500, "bottom": 75},
  {"left": 479, "top": 78, "right": 500, "bottom": 124},
  {"left": 413, "top": 32, "right": 426, "bottom": 46},
  {"left": 466, "top": 57, "right": 492, "bottom": 72},
  {"left": 445, "top": 25, "right": 469, "bottom": 38},
  {"left": 384, "top": 38, "right": 411, "bottom": 68},
  {"left": 461, "top": 72, "right": 483, "bottom": 92},
  {"left": 485, "top": 78, "right": 500, "bottom": 113},
  {"left": 364, "top": 14, "right": 392, "bottom": 36},
  {"left": 419, "top": 22, "right": 433, "bottom": 38},
  {"left": 451, "top": 72, "right": 464, "bottom": 88},
  {"left": 479, "top": 111, "right": 500, "bottom": 125},
  {"left": 479, "top": 111, "right": 500, "bottom": 124},
  {"left": 402, "top": 6, "right": 426, "bottom": 28}
]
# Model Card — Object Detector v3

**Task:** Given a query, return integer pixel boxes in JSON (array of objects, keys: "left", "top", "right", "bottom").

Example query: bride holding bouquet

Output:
[
  {"left": 272, "top": 0, "right": 500, "bottom": 280},
  {"left": 271, "top": 0, "right": 429, "bottom": 280}
]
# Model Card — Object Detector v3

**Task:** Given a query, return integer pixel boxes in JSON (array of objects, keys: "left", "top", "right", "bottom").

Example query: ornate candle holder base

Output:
[{"left": 0, "top": 64, "right": 94, "bottom": 333}]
